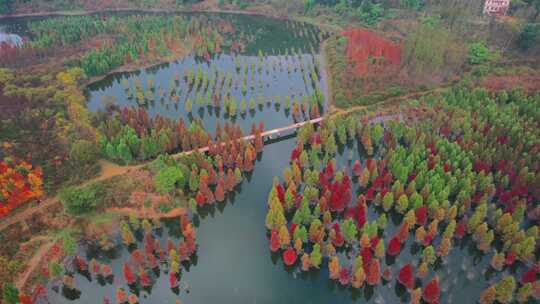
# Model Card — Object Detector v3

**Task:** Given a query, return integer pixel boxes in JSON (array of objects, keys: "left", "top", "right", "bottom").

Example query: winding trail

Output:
[
  {"left": 0, "top": 160, "right": 140, "bottom": 232},
  {"left": 15, "top": 240, "right": 56, "bottom": 290}
]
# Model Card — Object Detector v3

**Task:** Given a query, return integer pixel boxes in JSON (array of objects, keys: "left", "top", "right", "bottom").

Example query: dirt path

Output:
[
  {"left": 15, "top": 240, "right": 56, "bottom": 290},
  {"left": 0, "top": 160, "right": 143, "bottom": 232},
  {"left": 106, "top": 206, "right": 187, "bottom": 219}
]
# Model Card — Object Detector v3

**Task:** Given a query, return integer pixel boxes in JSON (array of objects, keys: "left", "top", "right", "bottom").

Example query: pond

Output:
[
  {"left": 82, "top": 12, "right": 328, "bottom": 135},
  {"left": 46, "top": 138, "right": 503, "bottom": 304}
]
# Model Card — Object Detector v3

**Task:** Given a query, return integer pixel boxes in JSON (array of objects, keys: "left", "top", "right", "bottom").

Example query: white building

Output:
[{"left": 483, "top": 0, "right": 511, "bottom": 16}]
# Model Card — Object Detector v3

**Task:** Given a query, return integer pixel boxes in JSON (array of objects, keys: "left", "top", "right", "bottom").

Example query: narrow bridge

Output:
[{"left": 173, "top": 117, "right": 325, "bottom": 158}]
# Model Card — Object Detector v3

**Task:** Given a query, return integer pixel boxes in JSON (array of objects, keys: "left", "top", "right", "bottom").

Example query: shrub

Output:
[
  {"left": 70, "top": 139, "right": 99, "bottom": 166},
  {"left": 2, "top": 283, "right": 19, "bottom": 304},
  {"left": 59, "top": 184, "right": 101, "bottom": 215},
  {"left": 154, "top": 166, "right": 185, "bottom": 194},
  {"left": 468, "top": 42, "right": 491, "bottom": 65},
  {"left": 518, "top": 24, "right": 539, "bottom": 50}
]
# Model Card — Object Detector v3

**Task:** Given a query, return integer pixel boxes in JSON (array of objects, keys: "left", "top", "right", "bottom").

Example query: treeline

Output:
[
  {"left": 98, "top": 106, "right": 266, "bottom": 165},
  {"left": 20, "top": 15, "right": 235, "bottom": 76}
]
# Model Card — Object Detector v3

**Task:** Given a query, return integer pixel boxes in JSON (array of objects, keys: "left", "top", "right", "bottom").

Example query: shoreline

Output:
[
  {"left": 0, "top": 7, "right": 341, "bottom": 90},
  {"left": 0, "top": 7, "right": 286, "bottom": 20}
]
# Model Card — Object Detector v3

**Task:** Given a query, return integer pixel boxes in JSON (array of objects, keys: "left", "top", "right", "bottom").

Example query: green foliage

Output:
[
  {"left": 154, "top": 166, "right": 185, "bottom": 194},
  {"left": 403, "top": 21, "right": 465, "bottom": 76},
  {"left": 62, "top": 232, "right": 77, "bottom": 256},
  {"left": 2, "top": 283, "right": 18, "bottom": 304},
  {"left": 310, "top": 243, "right": 322, "bottom": 268},
  {"left": 0, "top": 0, "right": 11, "bottom": 14},
  {"left": 468, "top": 42, "right": 492, "bottom": 65},
  {"left": 293, "top": 225, "right": 308, "bottom": 242},
  {"left": 49, "top": 261, "right": 63, "bottom": 279},
  {"left": 70, "top": 139, "right": 99, "bottom": 166},
  {"left": 59, "top": 184, "right": 102, "bottom": 215},
  {"left": 496, "top": 276, "right": 516, "bottom": 303},
  {"left": 355, "top": 1, "right": 384, "bottom": 26},
  {"left": 304, "top": 0, "right": 316, "bottom": 12},
  {"left": 342, "top": 218, "right": 358, "bottom": 243},
  {"left": 401, "top": 0, "right": 424, "bottom": 10},
  {"left": 518, "top": 23, "right": 539, "bottom": 50}
]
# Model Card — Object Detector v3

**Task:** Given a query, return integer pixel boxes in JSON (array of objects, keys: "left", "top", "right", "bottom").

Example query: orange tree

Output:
[{"left": 0, "top": 157, "right": 43, "bottom": 217}]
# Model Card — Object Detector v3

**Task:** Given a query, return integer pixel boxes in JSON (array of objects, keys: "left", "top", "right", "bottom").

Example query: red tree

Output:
[
  {"left": 366, "top": 259, "right": 381, "bottom": 286},
  {"left": 397, "top": 264, "right": 415, "bottom": 289},
  {"left": 123, "top": 263, "right": 136, "bottom": 285},
  {"left": 388, "top": 236, "right": 401, "bottom": 256},
  {"left": 422, "top": 277, "right": 440, "bottom": 304},
  {"left": 283, "top": 247, "right": 297, "bottom": 266},
  {"left": 270, "top": 230, "right": 280, "bottom": 252}
]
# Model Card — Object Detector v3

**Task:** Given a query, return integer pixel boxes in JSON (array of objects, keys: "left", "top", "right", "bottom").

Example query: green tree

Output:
[
  {"left": 154, "top": 166, "right": 184, "bottom": 194},
  {"left": 304, "top": 0, "right": 316, "bottom": 12},
  {"left": 62, "top": 232, "right": 77, "bottom": 256},
  {"left": 468, "top": 42, "right": 492, "bottom": 65},
  {"left": 310, "top": 244, "right": 322, "bottom": 268},
  {"left": 117, "top": 142, "right": 133, "bottom": 164},
  {"left": 2, "top": 283, "right": 18, "bottom": 304},
  {"left": 496, "top": 276, "right": 516, "bottom": 303},
  {"left": 396, "top": 194, "right": 409, "bottom": 213},
  {"left": 382, "top": 192, "right": 394, "bottom": 211},
  {"left": 0, "top": 0, "right": 11, "bottom": 14},
  {"left": 293, "top": 225, "right": 308, "bottom": 243},
  {"left": 518, "top": 24, "right": 539, "bottom": 50},
  {"left": 59, "top": 184, "right": 101, "bottom": 215},
  {"left": 342, "top": 218, "right": 358, "bottom": 243},
  {"left": 189, "top": 170, "right": 199, "bottom": 192},
  {"left": 70, "top": 139, "right": 99, "bottom": 166},
  {"left": 356, "top": 1, "right": 384, "bottom": 26}
]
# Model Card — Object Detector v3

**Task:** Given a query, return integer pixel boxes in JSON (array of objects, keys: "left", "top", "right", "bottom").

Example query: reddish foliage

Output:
[
  {"left": 0, "top": 158, "right": 43, "bottom": 218},
  {"left": 347, "top": 202, "right": 367, "bottom": 229},
  {"left": 352, "top": 160, "right": 362, "bottom": 177},
  {"left": 343, "top": 27, "right": 401, "bottom": 75},
  {"left": 423, "top": 233, "right": 434, "bottom": 246},
  {"left": 74, "top": 256, "right": 88, "bottom": 272},
  {"left": 139, "top": 270, "right": 152, "bottom": 287},
  {"left": 422, "top": 277, "right": 440, "bottom": 304},
  {"left": 123, "top": 263, "right": 136, "bottom": 285},
  {"left": 332, "top": 223, "right": 345, "bottom": 247},
  {"left": 481, "top": 74, "right": 540, "bottom": 92},
  {"left": 505, "top": 251, "right": 517, "bottom": 266},
  {"left": 455, "top": 219, "right": 466, "bottom": 239},
  {"left": 339, "top": 268, "right": 350, "bottom": 285},
  {"left": 270, "top": 230, "right": 280, "bottom": 252},
  {"left": 387, "top": 236, "right": 402, "bottom": 256},
  {"left": 397, "top": 264, "right": 415, "bottom": 289},
  {"left": 415, "top": 206, "right": 428, "bottom": 226},
  {"left": 195, "top": 191, "right": 206, "bottom": 206},
  {"left": 283, "top": 247, "right": 298, "bottom": 266},
  {"left": 361, "top": 247, "right": 373, "bottom": 270},
  {"left": 276, "top": 184, "right": 285, "bottom": 204},
  {"left": 366, "top": 259, "right": 381, "bottom": 286},
  {"left": 398, "top": 222, "right": 409, "bottom": 242},
  {"left": 18, "top": 295, "right": 32, "bottom": 304},
  {"left": 521, "top": 266, "right": 538, "bottom": 284},
  {"left": 169, "top": 272, "right": 179, "bottom": 288}
]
